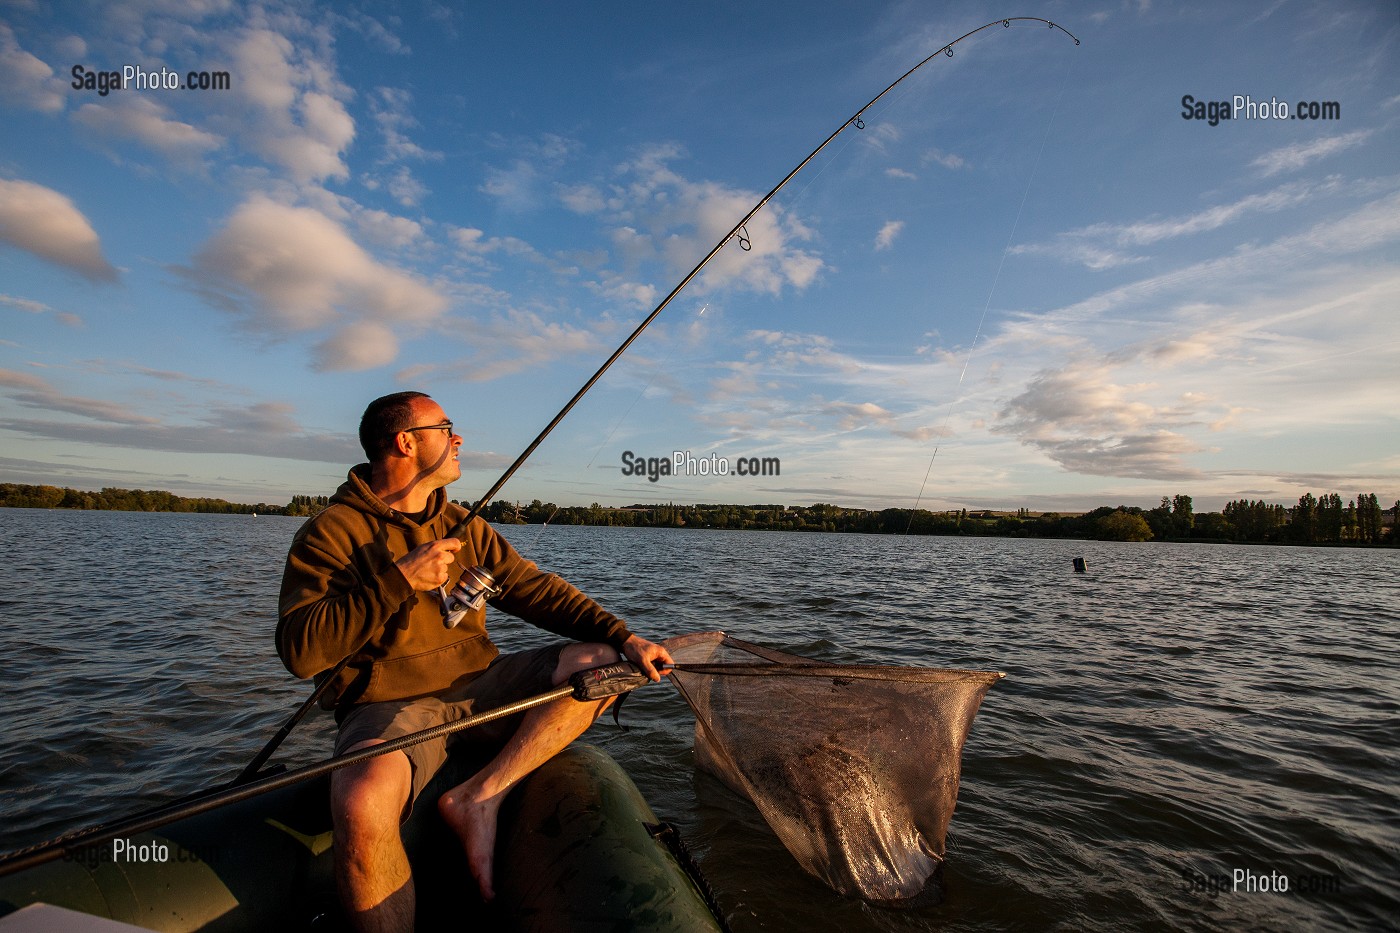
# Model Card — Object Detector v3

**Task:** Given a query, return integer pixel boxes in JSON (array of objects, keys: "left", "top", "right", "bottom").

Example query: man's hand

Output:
[
  {"left": 395, "top": 538, "right": 463, "bottom": 590},
  {"left": 620, "top": 634, "right": 675, "bottom": 682}
]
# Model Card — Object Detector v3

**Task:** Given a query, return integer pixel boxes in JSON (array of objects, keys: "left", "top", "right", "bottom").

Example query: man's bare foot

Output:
[{"left": 437, "top": 786, "right": 504, "bottom": 902}]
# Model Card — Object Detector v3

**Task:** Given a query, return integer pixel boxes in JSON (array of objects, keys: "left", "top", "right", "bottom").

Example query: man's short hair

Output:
[{"left": 359, "top": 391, "right": 430, "bottom": 461}]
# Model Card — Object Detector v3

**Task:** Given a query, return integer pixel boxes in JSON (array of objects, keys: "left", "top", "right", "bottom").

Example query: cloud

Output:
[
  {"left": 481, "top": 160, "right": 543, "bottom": 210},
  {"left": 875, "top": 220, "right": 904, "bottom": 251},
  {"left": 1022, "top": 188, "right": 1400, "bottom": 323},
  {"left": 559, "top": 184, "right": 609, "bottom": 214},
  {"left": 1251, "top": 131, "right": 1372, "bottom": 177},
  {"left": 822, "top": 400, "right": 894, "bottom": 430},
  {"left": 1012, "top": 178, "right": 1344, "bottom": 269},
  {"left": 0, "top": 178, "right": 119, "bottom": 282},
  {"left": 0, "top": 367, "right": 159, "bottom": 425},
  {"left": 0, "top": 294, "right": 51, "bottom": 314},
  {"left": 335, "top": 10, "right": 410, "bottom": 55},
  {"left": 189, "top": 196, "right": 448, "bottom": 369},
  {"left": 385, "top": 165, "right": 428, "bottom": 207},
  {"left": 0, "top": 292, "right": 82, "bottom": 326},
  {"left": 0, "top": 368, "right": 361, "bottom": 462},
  {"left": 74, "top": 96, "right": 223, "bottom": 165},
  {"left": 478, "top": 133, "right": 578, "bottom": 212},
  {"left": 224, "top": 27, "right": 356, "bottom": 184},
  {"left": 0, "top": 407, "right": 361, "bottom": 464},
  {"left": 370, "top": 87, "right": 440, "bottom": 162},
  {"left": 397, "top": 309, "right": 605, "bottom": 384},
  {"left": 992, "top": 361, "right": 1207, "bottom": 480},
  {"left": 313, "top": 320, "right": 398, "bottom": 372},
  {"left": 602, "top": 145, "right": 825, "bottom": 296},
  {"left": 891, "top": 425, "right": 949, "bottom": 442},
  {"left": 922, "top": 148, "right": 966, "bottom": 170},
  {"left": 355, "top": 208, "right": 425, "bottom": 251},
  {"left": 0, "top": 24, "right": 66, "bottom": 113}
]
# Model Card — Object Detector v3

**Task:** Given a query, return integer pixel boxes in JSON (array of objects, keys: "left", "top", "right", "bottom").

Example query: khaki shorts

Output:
[{"left": 334, "top": 642, "right": 565, "bottom": 813}]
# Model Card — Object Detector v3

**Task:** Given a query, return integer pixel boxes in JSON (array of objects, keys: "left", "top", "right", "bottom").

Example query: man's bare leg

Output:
[
  {"left": 437, "top": 643, "right": 619, "bottom": 902},
  {"left": 331, "top": 741, "right": 416, "bottom": 933}
]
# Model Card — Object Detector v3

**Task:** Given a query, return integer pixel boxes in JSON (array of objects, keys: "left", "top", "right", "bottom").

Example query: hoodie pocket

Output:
[{"left": 360, "top": 633, "right": 500, "bottom": 703}]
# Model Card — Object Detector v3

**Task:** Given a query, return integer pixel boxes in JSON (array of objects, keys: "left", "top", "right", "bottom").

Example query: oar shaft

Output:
[{"left": 0, "top": 683, "right": 574, "bottom": 879}]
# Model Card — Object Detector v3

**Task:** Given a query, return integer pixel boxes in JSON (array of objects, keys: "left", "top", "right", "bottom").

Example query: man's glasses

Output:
[{"left": 402, "top": 421, "right": 453, "bottom": 437}]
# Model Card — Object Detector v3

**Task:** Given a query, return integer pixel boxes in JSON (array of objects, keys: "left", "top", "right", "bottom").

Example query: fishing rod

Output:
[
  {"left": 238, "top": 16, "right": 1080, "bottom": 781},
  {"left": 436, "top": 15, "right": 1078, "bottom": 616}
]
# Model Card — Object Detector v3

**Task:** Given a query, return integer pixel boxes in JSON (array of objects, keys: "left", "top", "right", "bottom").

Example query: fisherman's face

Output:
[{"left": 405, "top": 397, "right": 463, "bottom": 488}]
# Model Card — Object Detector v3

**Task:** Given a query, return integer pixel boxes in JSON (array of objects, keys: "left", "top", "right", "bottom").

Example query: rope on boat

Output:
[{"left": 647, "top": 821, "right": 735, "bottom": 933}]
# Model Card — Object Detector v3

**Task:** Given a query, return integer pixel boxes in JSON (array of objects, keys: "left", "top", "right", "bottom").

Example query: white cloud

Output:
[
  {"left": 603, "top": 145, "right": 825, "bottom": 296},
  {"left": 189, "top": 197, "right": 448, "bottom": 369},
  {"left": 335, "top": 10, "right": 410, "bottom": 55},
  {"left": 0, "top": 367, "right": 158, "bottom": 425},
  {"left": 1012, "top": 178, "right": 1346, "bottom": 269},
  {"left": 313, "top": 320, "right": 398, "bottom": 372},
  {"left": 559, "top": 183, "right": 608, "bottom": 214},
  {"left": 385, "top": 165, "right": 428, "bottom": 207},
  {"left": 0, "top": 369, "right": 361, "bottom": 463},
  {"left": 396, "top": 309, "right": 605, "bottom": 384},
  {"left": 921, "top": 148, "right": 966, "bottom": 170},
  {"left": 0, "top": 24, "right": 66, "bottom": 113},
  {"left": 355, "top": 208, "right": 425, "bottom": 251},
  {"left": 481, "top": 160, "right": 542, "bottom": 210},
  {"left": 0, "top": 178, "right": 119, "bottom": 282},
  {"left": 1251, "top": 130, "right": 1372, "bottom": 177},
  {"left": 0, "top": 292, "right": 82, "bottom": 326},
  {"left": 1, "top": 293, "right": 54, "bottom": 315},
  {"left": 1024, "top": 188, "right": 1400, "bottom": 323},
  {"left": 875, "top": 220, "right": 904, "bottom": 251},
  {"left": 74, "top": 96, "right": 224, "bottom": 165},
  {"left": 992, "top": 360, "right": 1207, "bottom": 480},
  {"left": 370, "top": 87, "right": 440, "bottom": 162},
  {"left": 224, "top": 27, "right": 356, "bottom": 184},
  {"left": 822, "top": 400, "right": 894, "bottom": 430}
]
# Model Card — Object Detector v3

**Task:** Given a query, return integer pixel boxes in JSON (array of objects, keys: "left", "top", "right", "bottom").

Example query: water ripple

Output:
[{"left": 0, "top": 511, "right": 1395, "bottom": 931}]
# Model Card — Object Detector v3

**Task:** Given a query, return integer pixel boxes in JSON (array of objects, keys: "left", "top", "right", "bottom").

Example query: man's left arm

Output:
[{"left": 469, "top": 519, "right": 672, "bottom": 678}]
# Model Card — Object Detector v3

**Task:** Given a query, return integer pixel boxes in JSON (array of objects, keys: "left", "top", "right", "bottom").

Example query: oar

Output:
[{"left": 0, "top": 662, "right": 653, "bottom": 879}]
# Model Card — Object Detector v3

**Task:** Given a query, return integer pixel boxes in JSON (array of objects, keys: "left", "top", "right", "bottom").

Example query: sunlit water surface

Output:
[{"left": 0, "top": 509, "right": 1395, "bottom": 931}]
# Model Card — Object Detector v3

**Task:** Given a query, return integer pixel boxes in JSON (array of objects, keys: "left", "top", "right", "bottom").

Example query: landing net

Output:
[{"left": 664, "top": 632, "right": 1003, "bottom": 906}]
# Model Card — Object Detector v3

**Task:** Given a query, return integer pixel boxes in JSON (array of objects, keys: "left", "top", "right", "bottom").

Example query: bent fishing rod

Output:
[
  {"left": 236, "top": 16, "right": 1080, "bottom": 783},
  {"left": 435, "top": 16, "right": 1076, "bottom": 618}
]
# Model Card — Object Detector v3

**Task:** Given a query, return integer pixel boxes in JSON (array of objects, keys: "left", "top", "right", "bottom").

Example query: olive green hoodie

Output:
[{"left": 277, "top": 465, "right": 631, "bottom": 708}]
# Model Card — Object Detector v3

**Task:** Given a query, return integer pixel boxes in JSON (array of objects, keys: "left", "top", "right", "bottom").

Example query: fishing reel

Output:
[{"left": 439, "top": 565, "right": 501, "bottom": 628}]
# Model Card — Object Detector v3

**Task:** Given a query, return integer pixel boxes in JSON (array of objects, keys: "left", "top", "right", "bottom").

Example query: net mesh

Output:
[{"left": 664, "top": 631, "right": 1003, "bottom": 906}]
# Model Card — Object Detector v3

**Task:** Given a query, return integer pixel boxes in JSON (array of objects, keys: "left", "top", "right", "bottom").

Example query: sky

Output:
[{"left": 0, "top": 0, "right": 1396, "bottom": 513}]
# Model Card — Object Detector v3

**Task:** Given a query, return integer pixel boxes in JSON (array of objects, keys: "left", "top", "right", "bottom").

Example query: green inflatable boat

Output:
[{"left": 0, "top": 744, "right": 726, "bottom": 932}]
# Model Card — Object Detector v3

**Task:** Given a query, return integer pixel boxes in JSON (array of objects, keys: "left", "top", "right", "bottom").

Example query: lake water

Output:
[{"left": 0, "top": 508, "right": 1395, "bottom": 931}]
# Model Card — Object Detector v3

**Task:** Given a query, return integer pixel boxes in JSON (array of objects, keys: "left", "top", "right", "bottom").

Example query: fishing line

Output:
[
  {"left": 904, "top": 47, "right": 1076, "bottom": 529},
  {"left": 523, "top": 303, "right": 710, "bottom": 554}
]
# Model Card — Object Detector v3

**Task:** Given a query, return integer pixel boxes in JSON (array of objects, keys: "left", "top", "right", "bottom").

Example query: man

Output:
[{"left": 277, "top": 391, "right": 673, "bottom": 932}]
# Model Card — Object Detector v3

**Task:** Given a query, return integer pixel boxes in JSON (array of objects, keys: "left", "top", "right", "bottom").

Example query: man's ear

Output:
[{"left": 390, "top": 430, "right": 415, "bottom": 458}]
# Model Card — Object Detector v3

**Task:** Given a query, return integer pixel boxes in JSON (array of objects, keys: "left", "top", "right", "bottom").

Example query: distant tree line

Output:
[
  {"left": 4, "top": 482, "right": 1392, "bottom": 546},
  {"left": 472, "top": 493, "right": 1397, "bottom": 546},
  {"left": 0, "top": 484, "right": 330, "bottom": 517}
]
